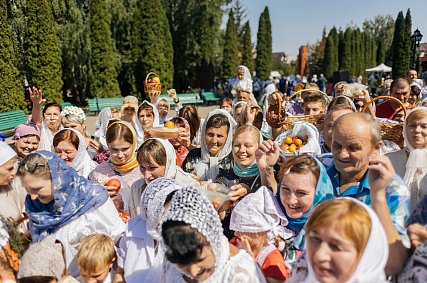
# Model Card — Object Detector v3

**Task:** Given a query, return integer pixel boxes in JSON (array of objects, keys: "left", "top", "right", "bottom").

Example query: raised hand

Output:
[
  {"left": 256, "top": 140, "right": 280, "bottom": 171},
  {"left": 29, "top": 87, "right": 44, "bottom": 106}
]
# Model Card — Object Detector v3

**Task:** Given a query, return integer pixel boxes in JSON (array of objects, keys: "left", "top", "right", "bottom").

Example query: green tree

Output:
[
  {"left": 89, "top": 0, "right": 121, "bottom": 98},
  {"left": 0, "top": 0, "right": 25, "bottom": 111},
  {"left": 323, "top": 27, "right": 339, "bottom": 79},
  {"left": 24, "top": 0, "right": 63, "bottom": 102},
  {"left": 241, "top": 21, "right": 254, "bottom": 73},
  {"left": 339, "top": 27, "right": 352, "bottom": 72},
  {"left": 255, "top": 6, "right": 272, "bottom": 80},
  {"left": 404, "top": 9, "right": 413, "bottom": 70},
  {"left": 391, "top": 11, "right": 407, "bottom": 79},
  {"left": 132, "top": 0, "right": 174, "bottom": 96},
  {"left": 222, "top": 10, "right": 239, "bottom": 79}
]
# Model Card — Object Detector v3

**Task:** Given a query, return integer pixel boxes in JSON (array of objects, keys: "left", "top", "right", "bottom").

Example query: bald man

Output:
[
  {"left": 375, "top": 78, "right": 413, "bottom": 120},
  {"left": 328, "top": 112, "right": 410, "bottom": 275}
]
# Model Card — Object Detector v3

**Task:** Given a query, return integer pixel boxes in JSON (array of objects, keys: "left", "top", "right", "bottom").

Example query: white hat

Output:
[{"left": 0, "top": 141, "right": 17, "bottom": 166}]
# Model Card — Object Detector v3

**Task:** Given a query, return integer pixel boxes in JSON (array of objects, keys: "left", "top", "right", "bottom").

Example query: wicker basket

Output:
[
  {"left": 143, "top": 72, "right": 162, "bottom": 98},
  {"left": 362, "top": 95, "right": 407, "bottom": 147},
  {"left": 266, "top": 90, "right": 329, "bottom": 131}
]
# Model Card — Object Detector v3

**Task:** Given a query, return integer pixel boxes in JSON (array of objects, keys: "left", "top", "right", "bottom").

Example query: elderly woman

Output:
[
  {"left": 386, "top": 107, "right": 427, "bottom": 210},
  {"left": 12, "top": 123, "right": 41, "bottom": 160},
  {"left": 182, "top": 109, "right": 237, "bottom": 181}
]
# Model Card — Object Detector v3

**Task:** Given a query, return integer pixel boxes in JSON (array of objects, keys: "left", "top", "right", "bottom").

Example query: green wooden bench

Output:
[
  {"left": 0, "top": 110, "right": 29, "bottom": 133},
  {"left": 87, "top": 97, "right": 124, "bottom": 114},
  {"left": 200, "top": 91, "right": 222, "bottom": 105},
  {"left": 157, "top": 93, "right": 202, "bottom": 109}
]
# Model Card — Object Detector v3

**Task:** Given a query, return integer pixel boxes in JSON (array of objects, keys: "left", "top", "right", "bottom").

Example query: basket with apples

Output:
[
  {"left": 144, "top": 71, "right": 162, "bottom": 98},
  {"left": 275, "top": 121, "right": 321, "bottom": 157}
]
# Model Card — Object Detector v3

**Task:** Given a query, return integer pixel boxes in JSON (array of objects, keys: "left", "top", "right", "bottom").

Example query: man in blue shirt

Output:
[{"left": 328, "top": 112, "right": 410, "bottom": 276}]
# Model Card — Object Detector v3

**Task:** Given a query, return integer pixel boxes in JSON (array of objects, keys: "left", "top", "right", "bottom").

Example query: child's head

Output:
[
  {"left": 303, "top": 92, "right": 326, "bottom": 115},
  {"left": 77, "top": 233, "right": 116, "bottom": 283},
  {"left": 157, "top": 99, "right": 170, "bottom": 120},
  {"left": 169, "top": 117, "right": 189, "bottom": 148},
  {"left": 137, "top": 102, "right": 155, "bottom": 130},
  {"left": 237, "top": 66, "right": 245, "bottom": 80},
  {"left": 306, "top": 198, "right": 371, "bottom": 283},
  {"left": 137, "top": 139, "right": 167, "bottom": 182},
  {"left": 220, "top": 98, "right": 233, "bottom": 114},
  {"left": 17, "top": 236, "right": 65, "bottom": 283}
]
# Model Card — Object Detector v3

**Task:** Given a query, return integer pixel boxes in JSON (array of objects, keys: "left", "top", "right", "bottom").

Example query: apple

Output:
[
  {"left": 280, "top": 143, "right": 289, "bottom": 151},
  {"left": 152, "top": 77, "right": 160, "bottom": 84},
  {"left": 106, "top": 179, "right": 121, "bottom": 191}
]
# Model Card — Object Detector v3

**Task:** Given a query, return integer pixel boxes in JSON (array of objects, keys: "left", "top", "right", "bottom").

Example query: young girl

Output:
[
  {"left": 157, "top": 98, "right": 170, "bottom": 126},
  {"left": 135, "top": 101, "right": 160, "bottom": 146},
  {"left": 231, "top": 65, "right": 253, "bottom": 100},
  {"left": 288, "top": 198, "right": 389, "bottom": 283},
  {"left": 127, "top": 138, "right": 198, "bottom": 217},
  {"left": 168, "top": 117, "right": 191, "bottom": 167},
  {"left": 89, "top": 121, "right": 143, "bottom": 218},
  {"left": 53, "top": 128, "right": 97, "bottom": 178},
  {"left": 17, "top": 151, "right": 125, "bottom": 277},
  {"left": 230, "top": 186, "right": 292, "bottom": 282}
]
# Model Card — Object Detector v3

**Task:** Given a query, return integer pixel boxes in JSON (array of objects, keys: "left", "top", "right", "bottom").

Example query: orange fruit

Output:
[
  {"left": 295, "top": 138, "right": 303, "bottom": 146},
  {"left": 164, "top": 121, "right": 175, "bottom": 128},
  {"left": 289, "top": 144, "right": 297, "bottom": 153},
  {"left": 284, "top": 136, "right": 293, "bottom": 145}
]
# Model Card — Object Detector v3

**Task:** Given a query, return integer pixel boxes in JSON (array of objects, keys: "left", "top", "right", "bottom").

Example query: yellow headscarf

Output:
[{"left": 107, "top": 121, "right": 139, "bottom": 173}]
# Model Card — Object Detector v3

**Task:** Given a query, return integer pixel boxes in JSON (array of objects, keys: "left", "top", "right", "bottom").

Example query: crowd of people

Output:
[{"left": 1, "top": 65, "right": 427, "bottom": 283}]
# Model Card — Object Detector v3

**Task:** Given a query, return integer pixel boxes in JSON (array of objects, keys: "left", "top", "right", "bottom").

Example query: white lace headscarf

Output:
[
  {"left": 303, "top": 198, "right": 388, "bottom": 283},
  {"left": 230, "top": 186, "right": 293, "bottom": 244},
  {"left": 52, "top": 128, "right": 95, "bottom": 178},
  {"left": 135, "top": 101, "right": 160, "bottom": 147},
  {"left": 194, "top": 109, "right": 236, "bottom": 180},
  {"left": 161, "top": 186, "right": 230, "bottom": 283},
  {"left": 402, "top": 107, "right": 427, "bottom": 208},
  {"left": 140, "top": 177, "right": 183, "bottom": 240}
]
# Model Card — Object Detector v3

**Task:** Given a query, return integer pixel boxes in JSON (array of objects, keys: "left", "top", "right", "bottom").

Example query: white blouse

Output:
[{"left": 54, "top": 198, "right": 126, "bottom": 278}]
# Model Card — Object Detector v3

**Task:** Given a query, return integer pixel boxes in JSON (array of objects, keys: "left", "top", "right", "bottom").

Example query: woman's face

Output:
[
  {"left": 233, "top": 132, "right": 258, "bottom": 167},
  {"left": 234, "top": 107, "right": 243, "bottom": 123},
  {"left": 62, "top": 120, "right": 85, "bottom": 136},
  {"left": 176, "top": 245, "right": 216, "bottom": 282},
  {"left": 307, "top": 224, "right": 359, "bottom": 283},
  {"left": 139, "top": 159, "right": 166, "bottom": 183},
  {"left": 108, "top": 138, "right": 133, "bottom": 165},
  {"left": 43, "top": 106, "right": 61, "bottom": 132},
  {"left": 0, "top": 157, "right": 17, "bottom": 186},
  {"left": 280, "top": 172, "right": 317, "bottom": 219},
  {"left": 205, "top": 125, "right": 228, "bottom": 157},
  {"left": 21, "top": 174, "right": 54, "bottom": 204},
  {"left": 406, "top": 114, "right": 427, "bottom": 149},
  {"left": 138, "top": 109, "right": 154, "bottom": 130},
  {"left": 14, "top": 136, "right": 40, "bottom": 158},
  {"left": 54, "top": 141, "right": 78, "bottom": 166}
]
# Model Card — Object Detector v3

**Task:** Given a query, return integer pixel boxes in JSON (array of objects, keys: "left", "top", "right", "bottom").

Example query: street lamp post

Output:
[{"left": 411, "top": 29, "right": 423, "bottom": 71}]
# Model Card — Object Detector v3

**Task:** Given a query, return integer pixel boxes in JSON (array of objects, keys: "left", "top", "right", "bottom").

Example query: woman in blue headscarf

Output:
[
  {"left": 17, "top": 150, "right": 125, "bottom": 278},
  {"left": 256, "top": 140, "right": 334, "bottom": 266}
]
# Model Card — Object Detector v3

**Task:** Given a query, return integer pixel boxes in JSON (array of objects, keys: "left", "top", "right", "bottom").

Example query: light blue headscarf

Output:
[
  {"left": 25, "top": 151, "right": 109, "bottom": 242},
  {"left": 276, "top": 157, "right": 334, "bottom": 249}
]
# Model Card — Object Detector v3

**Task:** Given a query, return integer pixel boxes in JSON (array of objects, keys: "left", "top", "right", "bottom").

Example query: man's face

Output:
[
  {"left": 408, "top": 70, "right": 417, "bottom": 83},
  {"left": 304, "top": 101, "right": 325, "bottom": 115},
  {"left": 391, "top": 86, "right": 410, "bottom": 103},
  {"left": 331, "top": 119, "right": 380, "bottom": 178},
  {"left": 238, "top": 91, "right": 250, "bottom": 102}
]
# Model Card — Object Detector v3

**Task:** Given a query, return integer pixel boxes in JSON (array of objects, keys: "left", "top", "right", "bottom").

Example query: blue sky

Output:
[{"left": 229, "top": 0, "right": 427, "bottom": 59}]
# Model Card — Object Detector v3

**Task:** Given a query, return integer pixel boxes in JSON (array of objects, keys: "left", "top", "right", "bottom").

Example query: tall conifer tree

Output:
[
  {"left": 391, "top": 12, "right": 406, "bottom": 78},
  {"left": 89, "top": 0, "right": 121, "bottom": 98},
  {"left": 25, "top": 0, "right": 63, "bottom": 102},
  {"left": 255, "top": 6, "right": 272, "bottom": 80},
  {"left": 404, "top": 9, "right": 412, "bottom": 70},
  {"left": 0, "top": 0, "right": 25, "bottom": 111},
  {"left": 241, "top": 21, "right": 254, "bottom": 73},
  {"left": 222, "top": 10, "right": 239, "bottom": 79}
]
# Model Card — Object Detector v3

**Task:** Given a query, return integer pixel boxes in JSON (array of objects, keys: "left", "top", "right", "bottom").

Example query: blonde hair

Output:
[
  {"left": 157, "top": 99, "right": 170, "bottom": 109},
  {"left": 17, "top": 153, "right": 51, "bottom": 179},
  {"left": 233, "top": 125, "right": 260, "bottom": 144},
  {"left": 77, "top": 234, "right": 115, "bottom": 273},
  {"left": 306, "top": 198, "right": 371, "bottom": 258}
]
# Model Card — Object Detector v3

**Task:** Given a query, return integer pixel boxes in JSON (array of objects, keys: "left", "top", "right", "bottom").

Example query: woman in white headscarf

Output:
[
  {"left": 135, "top": 101, "right": 160, "bottom": 147},
  {"left": 182, "top": 109, "right": 237, "bottom": 181},
  {"left": 288, "top": 198, "right": 389, "bottom": 283},
  {"left": 53, "top": 128, "right": 97, "bottom": 178},
  {"left": 127, "top": 138, "right": 199, "bottom": 217},
  {"left": 161, "top": 186, "right": 266, "bottom": 282},
  {"left": 386, "top": 107, "right": 427, "bottom": 210}
]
